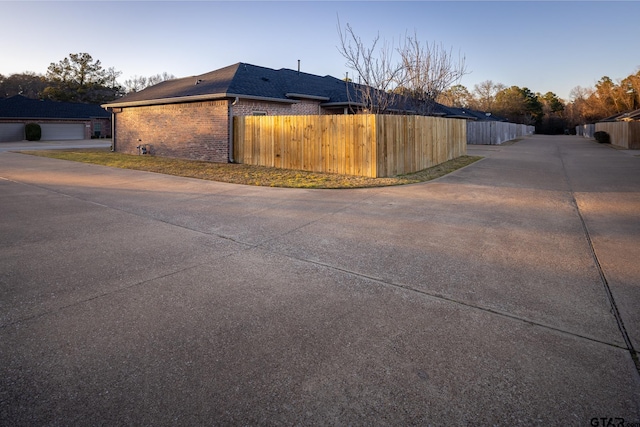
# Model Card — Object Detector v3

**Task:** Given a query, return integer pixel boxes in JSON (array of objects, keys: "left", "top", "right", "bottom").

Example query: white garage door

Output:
[
  {"left": 0, "top": 123, "right": 25, "bottom": 142},
  {"left": 40, "top": 123, "right": 85, "bottom": 140}
]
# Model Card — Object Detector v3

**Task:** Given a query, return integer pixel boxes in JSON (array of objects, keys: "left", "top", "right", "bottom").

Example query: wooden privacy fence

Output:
[
  {"left": 595, "top": 122, "right": 640, "bottom": 149},
  {"left": 233, "top": 114, "right": 466, "bottom": 178},
  {"left": 467, "top": 121, "right": 534, "bottom": 145},
  {"left": 576, "top": 124, "right": 595, "bottom": 139}
]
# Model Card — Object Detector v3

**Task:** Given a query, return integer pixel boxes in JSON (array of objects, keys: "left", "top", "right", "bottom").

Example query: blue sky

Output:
[{"left": 1, "top": 1, "right": 638, "bottom": 101}]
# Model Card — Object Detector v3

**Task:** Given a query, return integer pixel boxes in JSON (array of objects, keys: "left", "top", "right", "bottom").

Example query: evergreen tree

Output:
[{"left": 43, "top": 53, "right": 123, "bottom": 103}]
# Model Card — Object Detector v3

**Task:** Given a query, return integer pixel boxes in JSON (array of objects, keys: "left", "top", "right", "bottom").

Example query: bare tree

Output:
[
  {"left": 397, "top": 32, "right": 468, "bottom": 114},
  {"left": 470, "top": 80, "right": 505, "bottom": 112},
  {"left": 105, "top": 67, "right": 122, "bottom": 89},
  {"left": 123, "top": 72, "right": 175, "bottom": 94},
  {"left": 336, "top": 19, "right": 404, "bottom": 113},
  {"left": 147, "top": 72, "right": 176, "bottom": 87},
  {"left": 569, "top": 85, "right": 600, "bottom": 124},
  {"left": 337, "top": 20, "right": 468, "bottom": 116},
  {"left": 123, "top": 75, "right": 148, "bottom": 93}
]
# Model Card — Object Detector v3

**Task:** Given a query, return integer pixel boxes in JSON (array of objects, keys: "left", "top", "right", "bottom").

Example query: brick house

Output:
[
  {"left": 102, "top": 63, "right": 388, "bottom": 162},
  {"left": 0, "top": 95, "right": 111, "bottom": 142},
  {"left": 103, "top": 62, "right": 494, "bottom": 162}
]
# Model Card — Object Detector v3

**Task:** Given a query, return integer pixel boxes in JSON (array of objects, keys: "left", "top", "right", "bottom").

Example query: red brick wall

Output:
[
  {"left": 114, "top": 100, "right": 230, "bottom": 162},
  {"left": 112, "top": 98, "right": 340, "bottom": 163},
  {"left": 231, "top": 99, "right": 320, "bottom": 116},
  {"left": 91, "top": 118, "right": 112, "bottom": 138}
]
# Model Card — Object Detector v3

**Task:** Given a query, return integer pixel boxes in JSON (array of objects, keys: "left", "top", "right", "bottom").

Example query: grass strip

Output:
[{"left": 19, "top": 148, "right": 482, "bottom": 189}]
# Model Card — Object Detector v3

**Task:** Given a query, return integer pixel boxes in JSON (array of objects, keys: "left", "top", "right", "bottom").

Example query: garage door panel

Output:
[
  {"left": 40, "top": 123, "right": 85, "bottom": 140},
  {"left": 0, "top": 123, "right": 25, "bottom": 142}
]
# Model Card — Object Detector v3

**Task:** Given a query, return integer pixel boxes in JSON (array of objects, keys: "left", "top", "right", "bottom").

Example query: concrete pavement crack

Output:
[
  {"left": 269, "top": 250, "right": 630, "bottom": 352},
  {"left": 5, "top": 152, "right": 637, "bottom": 372},
  {"left": 0, "top": 260, "right": 215, "bottom": 329},
  {"left": 1, "top": 173, "right": 376, "bottom": 251},
  {"left": 556, "top": 142, "right": 640, "bottom": 376},
  {"left": 0, "top": 174, "right": 377, "bottom": 329},
  {"left": 0, "top": 175, "right": 253, "bottom": 247}
]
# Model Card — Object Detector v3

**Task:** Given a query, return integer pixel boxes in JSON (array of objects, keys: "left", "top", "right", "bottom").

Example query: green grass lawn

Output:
[{"left": 20, "top": 148, "right": 482, "bottom": 189}]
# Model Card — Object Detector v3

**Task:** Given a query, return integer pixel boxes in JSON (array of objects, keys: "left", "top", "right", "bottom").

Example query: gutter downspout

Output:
[
  {"left": 228, "top": 97, "right": 239, "bottom": 163},
  {"left": 105, "top": 107, "right": 115, "bottom": 152}
]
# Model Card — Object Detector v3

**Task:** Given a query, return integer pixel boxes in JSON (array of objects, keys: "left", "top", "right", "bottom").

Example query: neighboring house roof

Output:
[
  {"left": 599, "top": 108, "right": 640, "bottom": 122},
  {"left": 103, "top": 63, "right": 357, "bottom": 109},
  {"left": 433, "top": 104, "right": 506, "bottom": 121},
  {"left": 0, "top": 95, "right": 110, "bottom": 119}
]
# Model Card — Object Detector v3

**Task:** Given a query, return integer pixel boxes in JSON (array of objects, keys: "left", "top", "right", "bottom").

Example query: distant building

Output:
[{"left": 0, "top": 95, "right": 111, "bottom": 142}]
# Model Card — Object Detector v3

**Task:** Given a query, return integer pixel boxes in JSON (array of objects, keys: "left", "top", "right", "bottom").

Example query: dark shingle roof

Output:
[
  {"left": 104, "top": 63, "right": 355, "bottom": 108},
  {"left": 599, "top": 108, "right": 640, "bottom": 122},
  {"left": 102, "top": 62, "right": 497, "bottom": 121},
  {"left": 0, "top": 95, "right": 110, "bottom": 119},
  {"left": 433, "top": 104, "right": 506, "bottom": 121}
]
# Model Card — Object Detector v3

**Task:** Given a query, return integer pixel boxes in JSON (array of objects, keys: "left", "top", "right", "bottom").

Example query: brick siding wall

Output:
[
  {"left": 231, "top": 99, "right": 320, "bottom": 116},
  {"left": 114, "top": 100, "right": 229, "bottom": 162},
  {"left": 91, "top": 118, "right": 112, "bottom": 138},
  {"left": 112, "top": 98, "right": 339, "bottom": 163}
]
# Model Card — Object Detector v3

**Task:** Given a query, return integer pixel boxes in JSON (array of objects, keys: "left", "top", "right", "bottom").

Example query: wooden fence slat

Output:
[
  {"left": 596, "top": 121, "right": 640, "bottom": 149},
  {"left": 467, "top": 121, "right": 534, "bottom": 145},
  {"left": 234, "top": 114, "right": 466, "bottom": 178}
]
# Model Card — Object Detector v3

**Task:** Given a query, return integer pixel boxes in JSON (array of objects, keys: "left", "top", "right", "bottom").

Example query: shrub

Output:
[
  {"left": 594, "top": 131, "right": 610, "bottom": 144},
  {"left": 25, "top": 123, "right": 42, "bottom": 141}
]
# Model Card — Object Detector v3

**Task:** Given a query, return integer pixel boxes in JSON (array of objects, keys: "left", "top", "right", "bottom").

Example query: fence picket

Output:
[{"left": 234, "top": 114, "right": 466, "bottom": 178}]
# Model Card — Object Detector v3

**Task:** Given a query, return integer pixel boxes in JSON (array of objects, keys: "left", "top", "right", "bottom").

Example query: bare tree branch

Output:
[
  {"left": 398, "top": 31, "right": 468, "bottom": 114},
  {"left": 123, "top": 72, "right": 175, "bottom": 94},
  {"left": 336, "top": 21, "right": 468, "bottom": 116},
  {"left": 336, "top": 18, "right": 404, "bottom": 113}
]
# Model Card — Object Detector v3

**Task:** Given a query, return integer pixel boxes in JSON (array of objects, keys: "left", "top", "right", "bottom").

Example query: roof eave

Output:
[
  {"left": 320, "top": 101, "right": 366, "bottom": 108},
  {"left": 102, "top": 94, "right": 222, "bottom": 108},
  {"left": 0, "top": 116, "right": 102, "bottom": 120},
  {"left": 102, "top": 93, "right": 299, "bottom": 109},
  {"left": 285, "top": 93, "right": 330, "bottom": 101},
  {"left": 233, "top": 94, "right": 299, "bottom": 105}
]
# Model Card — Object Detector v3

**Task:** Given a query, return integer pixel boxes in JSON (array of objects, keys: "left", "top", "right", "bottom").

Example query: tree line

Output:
[
  {"left": 438, "top": 82, "right": 562, "bottom": 133},
  {"left": 437, "top": 71, "right": 640, "bottom": 134},
  {"left": 3, "top": 49, "right": 638, "bottom": 135},
  {"left": 0, "top": 52, "right": 174, "bottom": 104}
]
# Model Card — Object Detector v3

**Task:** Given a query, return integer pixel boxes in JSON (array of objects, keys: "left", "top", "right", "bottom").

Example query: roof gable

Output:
[
  {"left": 113, "top": 63, "right": 242, "bottom": 105},
  {"left": 0, "top": 95, "right": 110, "bottom": 119}
]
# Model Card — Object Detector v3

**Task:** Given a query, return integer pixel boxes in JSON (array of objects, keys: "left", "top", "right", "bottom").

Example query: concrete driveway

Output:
[{"left": 1, "top": 135, "right": 639, "bottom": 425}]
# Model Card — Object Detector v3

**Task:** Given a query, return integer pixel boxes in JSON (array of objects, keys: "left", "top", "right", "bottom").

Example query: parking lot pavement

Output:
[{"left": 1, "top": 136, "right": 639, "bottom": 425}]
